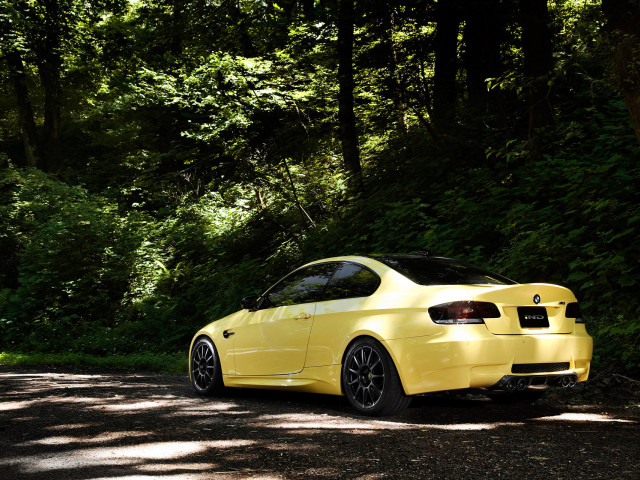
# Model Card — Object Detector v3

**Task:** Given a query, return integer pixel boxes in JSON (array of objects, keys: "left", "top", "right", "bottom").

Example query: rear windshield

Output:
[{"left": 375, "top": 255, "right": 516, "bottom": 286}]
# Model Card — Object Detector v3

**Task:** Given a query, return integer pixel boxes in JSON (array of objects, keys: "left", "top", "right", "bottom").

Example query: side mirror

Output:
[{"left": 240, "top": 294, "right": 260, "bottom": 311}]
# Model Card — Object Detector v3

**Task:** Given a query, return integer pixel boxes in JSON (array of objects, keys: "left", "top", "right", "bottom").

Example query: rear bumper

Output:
[{"left": 383, "top": 324, "right": 592, "bottom": 395}]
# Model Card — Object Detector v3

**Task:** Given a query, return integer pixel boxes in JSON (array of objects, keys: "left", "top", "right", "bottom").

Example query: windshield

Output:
[{"left": 374, "top": 255, "right": 516, "bottom": 286}]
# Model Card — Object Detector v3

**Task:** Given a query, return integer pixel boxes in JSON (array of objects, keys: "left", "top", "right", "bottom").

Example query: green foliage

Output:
[
  {"left": 593, "top": 318, "right": 640, "bottom": 374},
  {"left": 0, "top": 166, "right": 151, "bottom": 351},
  {"left": 0, "top": 0, "right": 639, "bottom": 377}
]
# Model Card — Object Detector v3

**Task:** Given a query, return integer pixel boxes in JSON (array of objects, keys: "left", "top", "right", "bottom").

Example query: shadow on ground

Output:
[{"left": 0, "top": 367, "right": 638, "bottom": 480}]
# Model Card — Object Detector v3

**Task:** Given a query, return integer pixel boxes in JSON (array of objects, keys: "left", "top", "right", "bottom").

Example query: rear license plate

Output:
[{"left": 518, "top": 306, "right": 549, "bottom": 328}]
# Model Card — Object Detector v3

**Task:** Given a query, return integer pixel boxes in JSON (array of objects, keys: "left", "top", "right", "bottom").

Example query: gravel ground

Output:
[{"left": 0, "top": 366, "right": 638, "bottom": 480}]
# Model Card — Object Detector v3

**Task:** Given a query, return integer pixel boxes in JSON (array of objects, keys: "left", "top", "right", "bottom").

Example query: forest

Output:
[{"left": 0, "top": 0, "right": 638, "bottom": 376}]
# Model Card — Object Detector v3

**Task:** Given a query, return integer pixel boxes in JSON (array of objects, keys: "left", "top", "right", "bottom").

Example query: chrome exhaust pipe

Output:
[
  {"left": 516, "top": 378, "right": 529, "bottom": 391},
  {"left": 561, "top": 376, "right": 573, "bottom": 388},
  {"left": 506, "top": 378, "right": 519, "bottom": 392}
]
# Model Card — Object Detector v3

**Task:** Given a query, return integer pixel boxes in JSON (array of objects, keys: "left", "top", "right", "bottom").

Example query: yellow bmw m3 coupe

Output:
[{"left": 189, "top": 253, "right": 593, "bottom": 416}]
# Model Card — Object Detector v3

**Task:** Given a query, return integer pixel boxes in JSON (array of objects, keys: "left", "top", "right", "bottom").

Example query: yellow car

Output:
[{"left": 189, "top": 253, "right": 593, "bottom": 416}]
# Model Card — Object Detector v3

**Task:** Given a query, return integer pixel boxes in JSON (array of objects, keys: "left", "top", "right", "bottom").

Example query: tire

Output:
[
  {"left": 342, "top": 337, "right": 411, "bottom": 416},
  {"left": 190, "top": 336, "right": 224, "bottom": 396}
]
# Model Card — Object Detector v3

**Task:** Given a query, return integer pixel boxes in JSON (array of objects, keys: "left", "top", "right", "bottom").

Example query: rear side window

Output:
[
  {"left": 263, "top": 263, "right": 337, "bottom": 308},
  {"left": 322, "top": 263, "right": 380, "bottom": 301},
  {"left": 376, "top": 256, "right": 516, "bottom": 286}
]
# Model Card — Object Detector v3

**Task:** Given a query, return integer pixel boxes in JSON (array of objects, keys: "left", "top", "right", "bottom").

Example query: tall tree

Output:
[
  {"left": 39, "top": 0, "right": 63, "bottom": 173},
  {"left": 1, "top": 0, "right": 126, "bottom": 173},
  {"left": 383, "top": 3, "right": 408, "bottom": 133},
  {"left": 520, "top": 0, "right": 554, "bottom": 158},
  {"left": 301, "top": 0, "right": 315, "bottom": 18},
  {"left": 364, "top": 0, "right": 407, "bottom": 133},
  {"left": 462, "top": 0, "right": 505, "bottom": 123},
  {"left": 602, "top": 0, "right": 640, "bottom": 144},
  {"left": 337, "top": 0, "right": 361, "bottom": 176},
  {"left": 4, "top": 49, "right": 42, "bottom": 168},
  {"left": 432, "top": 0, "right": 460, "bottom": 130}
]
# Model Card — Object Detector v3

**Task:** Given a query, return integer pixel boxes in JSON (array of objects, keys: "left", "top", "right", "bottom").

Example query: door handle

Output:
[
  {"left": 294, "top": 313, "right": 310, "bottom": 320},
  {"left": 223, "top": 330, "right": 235, "bottom": 339}
]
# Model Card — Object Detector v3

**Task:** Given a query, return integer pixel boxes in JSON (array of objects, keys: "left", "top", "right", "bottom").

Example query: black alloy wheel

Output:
[
  {"left": 342, "top": 338, "right": 411, "bottom": 416},
  {"left": 190, "top": 336, "right": 224, "bottom": 395},
  {"left": 345, "top": 343, "right": 385, "bottom": 408}
]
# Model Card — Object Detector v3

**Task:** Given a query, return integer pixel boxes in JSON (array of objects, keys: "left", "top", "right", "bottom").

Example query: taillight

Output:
[
  {"left": 566, "top": 302, "right": 584, "bottom": 323},
  {"left": 428, "top": 301, "right": 501, "bottom": 325}
]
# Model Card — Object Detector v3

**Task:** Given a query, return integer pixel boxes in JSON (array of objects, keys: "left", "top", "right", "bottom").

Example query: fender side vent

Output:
[{"left": 512, "top": 362, "right": 570, "bottom": 374}]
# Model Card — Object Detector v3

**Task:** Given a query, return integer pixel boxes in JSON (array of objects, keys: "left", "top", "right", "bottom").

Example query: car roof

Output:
[
  {"left": 302, "top": 253, "right": 450, "bottom": 266},
  {"left": 299, "top": 254, "right": 454, "bottom": 274}
]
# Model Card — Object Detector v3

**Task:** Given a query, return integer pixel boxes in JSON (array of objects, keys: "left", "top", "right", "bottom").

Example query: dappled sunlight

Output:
[
  {"left": 177, "top": 409, "right": 255, "bottom": 417},
  {"left": 0, "top": 372, "right": 180, "bottom": 392},
  {"left": 84, "top": 476, "right": 283, "bottom": 480},
  {"left": 1, "top": 370, "right": 637, "bottom": 480},
  {"left": 16, "top": 431, "right": 152, "bottom": 446},
  {"left": 264, "top": 442, "right": 318, "bottom": 452},
  {"left": 249, "top": 412, "right": 413, "bottom": 430},
  {"left": 424, "top": 422, "right": 525, "bottom": 431},
  {"left": 45, "top": 396, "right": 107, "bottom": 404},
  {"left": 534, "top": 412, "right": 634, "bottom": 423},
  {"left": 91, "top": 400, "right": 176, "bottom": 412},
  {"left": 2, "top": 440, "right": 258, "bottom": 473},
  {"left": 174, "top": 402, "right": 242, "bottom": 413},
  {"left": 84, "top": 477, "right": 208, "bottom": 480},
  {"left": 0, "top": 373, "right": 107, "bottom": 379},
  {"left": 44, "top": 423, "right": 98, "bottom": 431},
  {"left": 135, "top": 463, "right": 219, "bottom": 472},
  {"left": 163, "top": 401, "right": 256, "bottom": 420},
  {"left": 250, "top": 412, "right": 528, "bottom": 432},
  {"left": 0, "top": 400, "right": 37, "bottom": 411}
]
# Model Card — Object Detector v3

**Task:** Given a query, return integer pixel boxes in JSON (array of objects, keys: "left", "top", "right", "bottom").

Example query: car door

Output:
[
  {"left": 232, "top": 263, "right": 337, "bottom": 376},
  {"left": 306, "top": 262, "right": 382, "bottom": 367}
]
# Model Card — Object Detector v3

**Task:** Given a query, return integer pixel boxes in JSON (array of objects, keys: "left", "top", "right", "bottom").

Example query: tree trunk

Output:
[
  {"left": 463, "top": 0, "right": 505, "bottom": 123},
  {"left": 384, "top": 6, "right": 407, "bottom": 133},
  {"left": 170, "top": 0, "right": 185, "bottom": 56},
  {"left": 602, "top": 0, "right": 640, "bottom": 144},
  {"left": 337, "top": 0, "right": 361, "bottom": 176},
  {"left": 39, "top": 0, "right": 63, "bottom": 173},
  {"left": 6, "top": 49, "right": 43, "bottom": 169},
  {"left": 433, "top": 0, "right": 460, "bottom": 130},
  {"left": 301, "top": 0, "right": 314, "bottom": 18},
  {"left": 39, "top": 59, "right": 62, "bottom": 173},
  {"left": 520, "top": 0, "right": 554, "bottom": 159}
]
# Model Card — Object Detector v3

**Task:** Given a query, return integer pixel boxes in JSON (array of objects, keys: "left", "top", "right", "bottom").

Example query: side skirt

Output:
[{"left": 222, "top": 364, "right": 342, "bottom": 395}]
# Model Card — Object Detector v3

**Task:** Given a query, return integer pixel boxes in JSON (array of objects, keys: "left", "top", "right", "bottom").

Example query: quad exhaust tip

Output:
[
  {"left": 506, "top": 377, "right": 530, "bottom": 391},
  {"left": 495, "top": 374, "right": 577, "bottom": 391}
]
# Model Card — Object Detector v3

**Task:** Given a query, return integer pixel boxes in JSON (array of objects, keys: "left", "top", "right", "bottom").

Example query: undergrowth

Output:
[{"left": 0, "top": 352, "right": 186, "bottom": 374}]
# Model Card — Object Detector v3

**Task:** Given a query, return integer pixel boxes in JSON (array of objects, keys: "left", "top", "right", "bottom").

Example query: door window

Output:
[
  {"left": 262, "top": 263, "right": 337, "bottom": 308},
  {"left": 322, "top": 263, "right": 380, "bottom": 301}
]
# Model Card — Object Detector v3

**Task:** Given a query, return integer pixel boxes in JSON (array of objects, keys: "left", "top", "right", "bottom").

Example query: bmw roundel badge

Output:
[{"left": 533, "top": 294, "right": 541, "bottom": 304}]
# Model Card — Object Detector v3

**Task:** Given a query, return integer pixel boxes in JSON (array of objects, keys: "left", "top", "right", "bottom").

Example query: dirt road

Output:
[{"left": 0, "top": 367, "right": 638, "bottom": 479}]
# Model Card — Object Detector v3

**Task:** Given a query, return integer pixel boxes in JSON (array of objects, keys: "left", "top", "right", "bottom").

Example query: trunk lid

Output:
[{"left": 469, "top": 283, "right": 577, "bottom": 334}]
